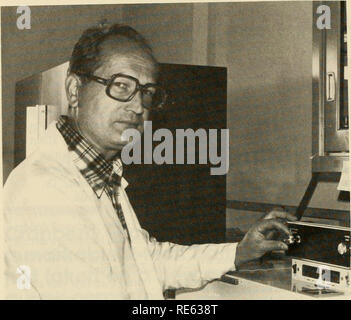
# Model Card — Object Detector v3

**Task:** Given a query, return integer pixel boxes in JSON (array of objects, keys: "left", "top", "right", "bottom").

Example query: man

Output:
[{"left": 4, "top": 24, "right": 295, "bottom": 299}]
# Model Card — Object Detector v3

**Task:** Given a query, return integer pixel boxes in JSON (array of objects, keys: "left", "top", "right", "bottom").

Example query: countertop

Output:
[{"left": 176, "top": 253, "right": 351, "bottom": 299}]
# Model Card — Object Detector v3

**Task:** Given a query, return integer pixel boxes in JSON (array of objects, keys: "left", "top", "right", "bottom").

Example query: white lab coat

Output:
[{"left": 4, "top": 122, "right": 237, "bottom": 299}]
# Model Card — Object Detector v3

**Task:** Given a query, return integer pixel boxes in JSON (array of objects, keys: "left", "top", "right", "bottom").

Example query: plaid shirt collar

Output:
[{"left": 57, "top": 115, "right": 123, "bottom": 198}]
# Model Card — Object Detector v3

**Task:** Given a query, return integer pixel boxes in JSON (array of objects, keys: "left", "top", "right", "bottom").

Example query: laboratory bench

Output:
[{"left": 175, "top": 253, "right": 351, "bottom": 300}]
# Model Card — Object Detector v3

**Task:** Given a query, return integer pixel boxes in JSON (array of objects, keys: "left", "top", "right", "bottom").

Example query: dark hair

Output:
[{"left": 69, "top": 23, "right": 157, "bottom": 82}]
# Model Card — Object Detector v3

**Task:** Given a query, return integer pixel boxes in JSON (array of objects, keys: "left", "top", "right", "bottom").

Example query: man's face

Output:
[{"left": 75, "top": 40, "right": 157, "bottom": 158}]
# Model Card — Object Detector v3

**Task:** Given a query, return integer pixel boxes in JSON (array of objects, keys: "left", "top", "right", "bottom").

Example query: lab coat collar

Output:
[{"left": 41, "top": 121, "right": 129, "bottom": 191}]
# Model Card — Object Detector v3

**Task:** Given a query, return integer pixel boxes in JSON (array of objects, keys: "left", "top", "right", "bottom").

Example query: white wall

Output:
[{"left": 206, "top": 2, "right": 348, "bottom": 217}]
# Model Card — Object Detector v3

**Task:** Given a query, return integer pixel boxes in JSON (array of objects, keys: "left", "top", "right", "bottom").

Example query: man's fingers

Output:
[
  {"left": 261, "top": 240, "right": 288, "bottom": 252},
  {"left": 271, "top": 211, "right": 297, "bottom": 221},
  {"left": 264, "top": 210, "right": 297, "bottom": 221},
  {"left": 256, "top": 219, "right": 290, "bottom": 236},
  {"left": 265, "top": 230, "right": 276, "bottom": 240}
]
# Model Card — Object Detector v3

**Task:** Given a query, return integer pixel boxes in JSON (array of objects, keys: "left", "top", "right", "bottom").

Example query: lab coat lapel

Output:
[
  {"left": 41, "top": 123, "right": 127, "bottom": 253},
  {"left": 119, "top": 186, "right": 164, "bottom": 300}
]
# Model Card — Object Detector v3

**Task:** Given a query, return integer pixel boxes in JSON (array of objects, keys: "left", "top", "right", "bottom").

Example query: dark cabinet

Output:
[{"left": 124, "top": 63, "right": 227, "bottom": 245}]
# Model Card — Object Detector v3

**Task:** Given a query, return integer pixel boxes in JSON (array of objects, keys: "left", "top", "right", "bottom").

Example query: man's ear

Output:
[{"left": 65, "top": 73, "right": 81, "bottom": 108}]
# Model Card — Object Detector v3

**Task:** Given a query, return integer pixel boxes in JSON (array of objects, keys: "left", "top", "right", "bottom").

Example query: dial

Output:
[{"left": 337, "top": 242, "right": 348, "bottom": 255}]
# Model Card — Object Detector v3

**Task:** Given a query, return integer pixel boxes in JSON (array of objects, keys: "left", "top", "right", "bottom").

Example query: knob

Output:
[
  {"left": 284, "top": 235, "right": 295, "bottom": 245},
  {"left": 295, "top": 235, "right": 301, "bottom": 244},
  {"left": 337, "top": 242, "right": 348, "bottom": 255},
  {"left": 284, "top": 234, "right": 301, "bottom": 245}
]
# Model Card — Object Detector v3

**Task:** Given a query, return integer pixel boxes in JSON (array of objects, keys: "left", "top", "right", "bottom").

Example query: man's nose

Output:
[{"left": 126, "top": 91, "right": 144, "bottom": 115}]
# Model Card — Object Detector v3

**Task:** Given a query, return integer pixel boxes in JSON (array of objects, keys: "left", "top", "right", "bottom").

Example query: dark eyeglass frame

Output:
[{"left": 77, "top": 72, "right": 166, "bottom": 110}]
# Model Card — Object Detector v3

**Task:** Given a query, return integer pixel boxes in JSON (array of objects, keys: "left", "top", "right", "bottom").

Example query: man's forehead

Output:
[
  {"left": 98, "top": 36, "right": 158, "bottom": 79},
  {"left": 102, "top": 54, "right": 156, "bottom": 76}
]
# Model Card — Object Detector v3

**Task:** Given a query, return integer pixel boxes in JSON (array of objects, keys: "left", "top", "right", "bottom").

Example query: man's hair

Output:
[{"left": 69, "top": 23, "right": 157, "bottom": 82}]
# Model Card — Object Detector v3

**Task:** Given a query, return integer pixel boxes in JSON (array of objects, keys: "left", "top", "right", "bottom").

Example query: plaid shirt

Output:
[{"left": 57, "top": 116, "right": 130, "bottom": 239}]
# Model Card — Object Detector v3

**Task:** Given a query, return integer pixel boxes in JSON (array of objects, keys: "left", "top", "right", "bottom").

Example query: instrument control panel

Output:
[{"left": 286, "top": 222, "right": 351, "bottom": 268}]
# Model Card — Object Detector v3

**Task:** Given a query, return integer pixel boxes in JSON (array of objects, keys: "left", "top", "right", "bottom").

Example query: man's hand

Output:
[
  {"left": 263, "top": 207, "right": 297, "bottom": 240},
  {"left": 234, "top": 218, "right": 291, "bottom": 268},
  {"left": 263, "top": 207, "right": 297, "bottom": 221}
]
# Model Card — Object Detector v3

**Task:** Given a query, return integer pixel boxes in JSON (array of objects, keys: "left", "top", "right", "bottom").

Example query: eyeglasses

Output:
[{"left": 77, "top": 72, "right": 167, "bottom": 110}]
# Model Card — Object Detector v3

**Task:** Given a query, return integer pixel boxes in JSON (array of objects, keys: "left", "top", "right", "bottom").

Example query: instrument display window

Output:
[
  {"left": 302, "top": 265, "right": 319, "bottom": 279},
  {"left": 326, "top": 270, "right": 340, "bottom": 284},
  {"left": 302, "top": 265, "right": 340, "bottom": 284}
]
